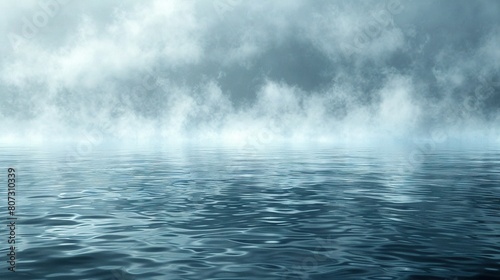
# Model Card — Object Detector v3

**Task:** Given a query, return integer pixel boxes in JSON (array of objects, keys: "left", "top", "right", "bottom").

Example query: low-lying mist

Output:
[{"left": 1, "top": 0, "right": 499, "bottom": 147}]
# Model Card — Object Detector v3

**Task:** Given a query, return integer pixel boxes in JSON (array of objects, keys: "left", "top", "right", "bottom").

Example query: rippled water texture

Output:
[{"left": 1, "top": 145, "right": 499, "bottom": 280}]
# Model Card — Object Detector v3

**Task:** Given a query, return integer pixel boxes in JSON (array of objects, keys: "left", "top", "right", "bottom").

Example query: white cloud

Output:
[
  {"left": 2, "top": 0, "right": 204, "bottom": 91},
  {"left": 0, "top": 0, "right": 498, "bottom": 144}
]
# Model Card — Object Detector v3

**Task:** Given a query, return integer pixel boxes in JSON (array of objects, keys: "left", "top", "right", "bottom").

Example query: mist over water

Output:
[
  {"left": 1, "top": 2, "right": 500, "bottom": 279},
  {"left": 1, "top": 0, "right": 499, "bottom": 145}
]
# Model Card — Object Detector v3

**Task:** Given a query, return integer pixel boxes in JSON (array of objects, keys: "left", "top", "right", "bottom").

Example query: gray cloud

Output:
[{"left": 0, "top": 0, "right": 499, "bottom": 144}]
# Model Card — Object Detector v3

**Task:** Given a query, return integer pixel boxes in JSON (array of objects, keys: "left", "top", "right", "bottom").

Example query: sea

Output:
[{"left": 0, "top": 144, "right": 499, "bottom": 280}]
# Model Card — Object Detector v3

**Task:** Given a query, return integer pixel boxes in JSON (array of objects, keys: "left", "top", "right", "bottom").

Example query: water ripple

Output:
[{"left": 0, "top": 147, "right": 499, "bottom": 279}]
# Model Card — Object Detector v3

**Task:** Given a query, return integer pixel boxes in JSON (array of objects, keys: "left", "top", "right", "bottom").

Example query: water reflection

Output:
[{"left": 0, "top": 145, "right": 498, "bottom": 279}]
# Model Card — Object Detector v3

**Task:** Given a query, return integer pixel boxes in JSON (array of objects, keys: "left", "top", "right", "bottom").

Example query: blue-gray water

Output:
[{"left": 1, "top": 145, "right": 499, "bottom": 280}]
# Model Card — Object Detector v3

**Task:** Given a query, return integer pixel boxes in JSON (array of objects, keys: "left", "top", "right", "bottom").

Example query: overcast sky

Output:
[{"left": 1, "top": 0, "right": 499, "bottom": 144}]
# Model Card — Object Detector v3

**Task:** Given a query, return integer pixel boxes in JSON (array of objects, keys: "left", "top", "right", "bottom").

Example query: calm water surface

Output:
[{"left": 1, "top": 145, "right": 499, "bottom": 280}]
